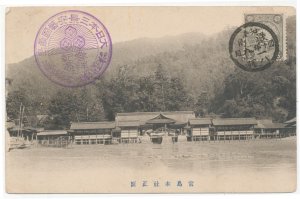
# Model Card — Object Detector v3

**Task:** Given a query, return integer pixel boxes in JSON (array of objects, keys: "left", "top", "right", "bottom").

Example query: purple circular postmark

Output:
[{"left": 34, "top": 10, "right": 112, "bottom": 87}]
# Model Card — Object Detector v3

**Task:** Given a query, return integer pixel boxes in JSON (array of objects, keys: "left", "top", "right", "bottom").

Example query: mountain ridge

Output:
[{"left": 6, "top": 15, "right": 296, "bottom": 107}]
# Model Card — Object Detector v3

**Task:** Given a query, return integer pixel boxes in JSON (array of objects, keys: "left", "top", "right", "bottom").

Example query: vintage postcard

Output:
[{"left": 5, "top": 6, "right": 296, "bottom": 193}]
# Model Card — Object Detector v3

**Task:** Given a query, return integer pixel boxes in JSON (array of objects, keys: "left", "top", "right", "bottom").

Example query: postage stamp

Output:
[
  {"left": 34, "top": 10, "right": 112, "bottom": 87},
  {"left": 229, "top": 22, "right": 279, "bottom": 72},
  {"left": 245, "top": 14, "right": 286, "bottom": 60}
]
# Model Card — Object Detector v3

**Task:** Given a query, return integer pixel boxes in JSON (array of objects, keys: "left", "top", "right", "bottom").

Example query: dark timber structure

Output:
[
  {"left": 117, "top": 120, "right": 140, "bottom": 143},
  {"left": 37, "top": 130, "right": 71, "bottom": 147},
  {"left": 211, "top": 118, "right": 257, "bottom": 141},
  {"left": 70, "top": 122, "right": 115, "bottom": 145},
  {"left": 116, "top": 111, "right": 195, "bottom": 144},
  {"left": 284, "top": 117, "right": 296, "bottom": 137},
  {"left": 254, "top": 120, "right": 286, "bottom": 139},
  {"left": 145, "top": 114, "right": 177, "bottom": 144},
  {"left": 43, "top": 112, "right": 296, "bottom": 146},
  {"left": 187, "top": 118, "right": 212, "bottom": 141}
]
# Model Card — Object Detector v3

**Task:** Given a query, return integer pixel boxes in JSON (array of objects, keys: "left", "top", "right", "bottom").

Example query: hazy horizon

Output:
[
  {"left": 6, "top": 31, "right": 215, "bottom": 65},
  {"left": 6, "top": 7, "right": 295, "bottom": 64}
]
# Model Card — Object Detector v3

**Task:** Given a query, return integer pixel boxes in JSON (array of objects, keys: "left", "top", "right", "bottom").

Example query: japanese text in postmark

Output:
[
  {"left": 229, "top": 22, "right": 279, "bottom": 72},
  {"left": 34, "top": 10, "right": 112, "bottom": 87}
]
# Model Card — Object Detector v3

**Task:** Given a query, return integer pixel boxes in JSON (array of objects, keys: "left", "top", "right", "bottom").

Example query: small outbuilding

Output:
[
  {"left": 211, "top": 118, "right": 257, "bottom": 140},
  {"left": 37, "top": 130, "right": 70, "bottom": 147},
  {"left": 70, "top": 122, "right": 115, "bottom": 145},
  {"left": 255, "top": 120, "right": 286, "bottom": 139},
  {"left": 187, "top": 118, "right": 212, "bottom": 141},
  {"left": 117, "top": 120, "right": 140, "bottom": 143}
]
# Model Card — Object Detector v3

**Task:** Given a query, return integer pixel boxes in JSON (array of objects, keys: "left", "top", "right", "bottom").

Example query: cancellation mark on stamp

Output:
[{"left": 229, "top": 22, "right": 279, "bottom": 72}]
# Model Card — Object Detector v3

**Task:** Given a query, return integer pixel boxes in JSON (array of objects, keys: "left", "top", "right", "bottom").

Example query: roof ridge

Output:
[
  {"left": 214, "top": 118, "right": 256, "bottom": 120},
  {"left": 71, "top": 121, "right": 114, "bottom": 123},
  {"left": 116, "top": 111, "right": 195, "bottom": 116},
  {"left": 190, "top": 118, "right": 211, "bottom": 120},
  {"left": 118, "top": 120, "right": 141, "bottom": 122}
]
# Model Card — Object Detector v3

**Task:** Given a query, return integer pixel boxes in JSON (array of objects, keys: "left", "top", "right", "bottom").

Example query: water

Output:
[{"left": 6, "top": 137, "right": 296, "bottom": 193}]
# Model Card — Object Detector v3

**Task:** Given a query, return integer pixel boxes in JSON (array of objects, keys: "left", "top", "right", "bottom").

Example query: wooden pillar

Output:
[
  {"left": 209, "top": 128, "right": 211, "bottom": 141},
  {"left": 35, "top": 134, "right": 38, "bottom": 147},
  {"left": 129, "top": 129, "right": 131, "bottom": 144},
  {"left": 200, "top": 128, "right": 202, "bottom": 142},
  {"left": 248, "top": 130, "right": 250, "bottom": 141},
  {"left": 279, "top": 131, "right": 281, "bottom": 139}
]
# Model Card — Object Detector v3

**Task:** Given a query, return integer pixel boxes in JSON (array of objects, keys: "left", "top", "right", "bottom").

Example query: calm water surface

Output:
[{"left": 6, "top": 137, "right": 297, "bottom": 193}]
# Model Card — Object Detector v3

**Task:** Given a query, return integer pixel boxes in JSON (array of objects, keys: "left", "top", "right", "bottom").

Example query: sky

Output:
[{"left": 6, "top": 6, "right": 295, "bottom": 64}]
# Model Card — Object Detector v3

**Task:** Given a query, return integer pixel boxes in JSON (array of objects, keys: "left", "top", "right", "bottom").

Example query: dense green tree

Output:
[
  {"left": 210, "top": 61, "right": 296, "bottom": 122},
  {"left": 6, "top": 89, "right": 29, "bottom": 119},
  {"left": 6, "top": 16, "right": 295, "bottom": 126},
  {"left": 46, "top": 90, "right": 78, "bottom": 129},
  {"left": 99, "top": 64, "right": 193, "bottom": 119},
  {"left": 195, "top": 91, "right": 209, "bottom": 117}
]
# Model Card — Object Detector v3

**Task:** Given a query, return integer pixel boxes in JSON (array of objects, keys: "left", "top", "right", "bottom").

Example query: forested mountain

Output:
[
  {"left": 6, "top": 31, "right": 229, "bottom": 97},
  {"left": 210, "top": 16, "right": 296, "bottom": 121},
  {"left": 6, "top": 16, "right": 296, "bottom": 128}
]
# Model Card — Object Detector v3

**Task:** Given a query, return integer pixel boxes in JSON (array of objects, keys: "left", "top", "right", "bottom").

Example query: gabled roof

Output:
[
  {"left": 255, "top": 120, "right": 286, "bottom": 129},
  {"left": 284, "top": 117, "right": 296, "bottom": 124},
  {"left": 70, "top": 122, "right": 115, "bottom": 130},
  {"left": 117, "top": 111, "right": 194, "bottom": 116},
  {"left": 37, "top": 130, "right": 68, "bottom": 136},
  {"left": 117, "top": 120, "right": 140, "bottom": 127},
  {"left": 262, "top": 123, "right": 286, "bottom": 129},
  {"left": 146, "top": 114, "right": 176, "bottom": 124},
  {"left": 6, "top": 121, "right": 15, "bottom": 129},
  {"left": 8, "top": 126, "right": 39, "bottom": 132},
  {"left": 255, "top": 119, "right": 273, "bottom": 128},
  {"left": 189, "top": 118, "right": 211, "bottom": 126},
  {"left": 212, "top": 118, "right": 257, "bottom": 126},
  {"left": 116, "top": 111, "right": 195, "bottom": 124}
]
